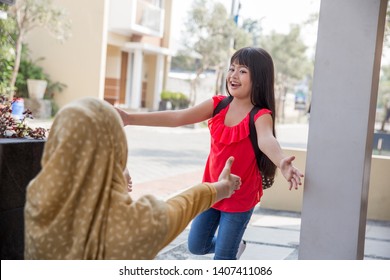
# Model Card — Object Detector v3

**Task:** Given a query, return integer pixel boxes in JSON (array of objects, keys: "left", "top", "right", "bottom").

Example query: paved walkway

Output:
[{"left": 156, "top": 207, "right": 390, "bottom": 260}]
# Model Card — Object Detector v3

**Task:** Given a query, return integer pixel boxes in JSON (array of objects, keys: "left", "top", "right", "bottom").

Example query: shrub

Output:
[{"left": 160, "top": 91, "right": 190, "bottom": 109}]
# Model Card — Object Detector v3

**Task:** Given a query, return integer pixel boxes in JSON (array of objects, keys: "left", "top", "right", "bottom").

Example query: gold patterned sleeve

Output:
[{"left": 161, "top": 183, "right": 216, "bottom": 248}]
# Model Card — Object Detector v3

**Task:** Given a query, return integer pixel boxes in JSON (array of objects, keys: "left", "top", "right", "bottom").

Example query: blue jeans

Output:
[{"left": 188, "top": 207, "right": 254, "bottom": 260}]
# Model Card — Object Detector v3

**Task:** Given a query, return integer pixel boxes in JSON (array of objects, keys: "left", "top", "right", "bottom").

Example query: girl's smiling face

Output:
[{"left": 226, "top": 61, "right": 253, "bottom": 99}]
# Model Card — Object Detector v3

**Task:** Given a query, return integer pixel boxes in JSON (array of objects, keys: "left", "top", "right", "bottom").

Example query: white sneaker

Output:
[{"left": 236, "top": 240, "right": 246, "bottom": 259}]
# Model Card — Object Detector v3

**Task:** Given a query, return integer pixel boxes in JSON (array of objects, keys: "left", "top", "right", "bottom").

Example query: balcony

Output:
[{"left": 109, "top": 0, "right": 165, "bottom": 37}]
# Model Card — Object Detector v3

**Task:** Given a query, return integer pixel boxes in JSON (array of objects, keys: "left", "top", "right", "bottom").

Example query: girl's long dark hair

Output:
[{"left": 226, "top": 47, "right": 277, "bottom": 178}]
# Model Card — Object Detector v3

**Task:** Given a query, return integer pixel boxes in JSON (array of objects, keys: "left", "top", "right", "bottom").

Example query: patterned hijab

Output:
[{"left": 24, "top": 97, "right": 168, "bottom": 259}]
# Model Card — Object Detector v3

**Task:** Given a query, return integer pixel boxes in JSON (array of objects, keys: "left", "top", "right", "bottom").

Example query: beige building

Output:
[
  {"left": 25, "top": 0, "right": 174, "bottom": 111},
  {"left": 106, "top": 0, "right": 174, "bottom": 110}
]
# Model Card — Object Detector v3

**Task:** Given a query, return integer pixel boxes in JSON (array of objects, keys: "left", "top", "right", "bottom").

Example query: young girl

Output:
[{"left": 115, "top": 47, "right": 304, "bottom": 260}]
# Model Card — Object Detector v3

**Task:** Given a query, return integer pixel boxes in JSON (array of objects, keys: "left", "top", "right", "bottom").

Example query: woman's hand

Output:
[
  {"left": 280, "top": 156, "right": 304, "bottom": 190},
  {"left": 213, "top": 157, "right": 241, "bottom": 202}
]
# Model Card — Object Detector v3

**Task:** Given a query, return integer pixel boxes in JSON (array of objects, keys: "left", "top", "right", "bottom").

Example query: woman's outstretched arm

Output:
[{"left": 161, "top": 157, "right": 240, "bottom": 248}]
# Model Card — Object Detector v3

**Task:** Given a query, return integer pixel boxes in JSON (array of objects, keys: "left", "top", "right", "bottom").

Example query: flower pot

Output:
[{"left": 27, "top": 79, "right": 47, "bottom": 99}]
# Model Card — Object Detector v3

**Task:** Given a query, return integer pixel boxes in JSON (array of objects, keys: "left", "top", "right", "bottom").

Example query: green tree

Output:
[
  {"left": 241, "top": 18, "right": 263, "bottom": 47},
  {"left": 6, "top": 0, "right": 71, "bottom": 99},
  {"left": 260, "top": 25, "right": 312, "bottom": 122},
  {"left": 378, "top": 63, "right": 390, "bottom": 130},
  {"left": 178, "top": 0, "right": 250, "bottom": 104},
  {"left": 379, "top": 3, "right": 390, "bottom": 103},
  {"left": 384, "top": 2, "right": 390, "bottom": 47},
  {"left": 0, "top": 3, "right": 17, "bottom": 96},
  {"left": 170, "top": 50, "right": 198, "bottom": 72}
]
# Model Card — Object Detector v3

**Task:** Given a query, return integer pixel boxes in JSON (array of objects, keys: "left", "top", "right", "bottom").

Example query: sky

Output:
[{"left": 170, "top": 0, "right": 321, "bottom": 53}]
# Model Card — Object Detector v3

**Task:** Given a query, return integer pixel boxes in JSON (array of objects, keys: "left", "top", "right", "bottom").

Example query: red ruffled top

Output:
[{"left": 203, "top": 95, "right": 272, "bottom": 212}]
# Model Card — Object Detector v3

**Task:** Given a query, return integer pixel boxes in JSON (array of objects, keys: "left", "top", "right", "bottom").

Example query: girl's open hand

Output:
[{"left": 280, "top": 156, "right": 304, "bottom": 190}]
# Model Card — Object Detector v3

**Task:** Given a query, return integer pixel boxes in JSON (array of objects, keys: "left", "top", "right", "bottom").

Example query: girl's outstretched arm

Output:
[
  {"left": 115, "top": 99, "right": 214, "bottom": 127},
  {"left": 255, "top": 114, "right": 304, "bottom": 190}
]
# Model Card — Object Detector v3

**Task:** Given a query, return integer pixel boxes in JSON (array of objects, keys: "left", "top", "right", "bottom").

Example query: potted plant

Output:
[
  {"left": 14, "top": 47, "right": 47, "bottom": 99},
  {"left": 0, "top": 94, "right": 48, "bottom": 139},
  {"left": 13, "top": 46, "right": 66, "bottom": 117}
]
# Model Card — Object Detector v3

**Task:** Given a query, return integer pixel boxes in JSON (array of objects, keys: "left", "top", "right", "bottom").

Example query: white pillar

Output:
[
  {"left": 126, "top": 49, "right": 143, "bottom": 109},
  {"left": 299, "top": 0, "right": 388, "bottom": 259},
  {"left": 153, "top": 54, "right": 164, "bottom": 110}
]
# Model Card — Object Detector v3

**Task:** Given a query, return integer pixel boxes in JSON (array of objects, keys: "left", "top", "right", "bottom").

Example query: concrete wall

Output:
[
  {"left": 260, "top": 148, "right": 306, "bottom": 213},
  {"left": 25, "top": 0, "right": 108, "bottom": 109},
  {"left": 367, "top": 155, "right": 390, "bottom": 221},
  {"left": 260, "top": 148, "right": 390, "bottom": 222}
]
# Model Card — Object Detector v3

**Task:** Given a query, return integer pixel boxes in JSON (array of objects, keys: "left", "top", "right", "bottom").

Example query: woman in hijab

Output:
[{"left": 24, "top": 97, "right": 240, "bottom": 260}]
